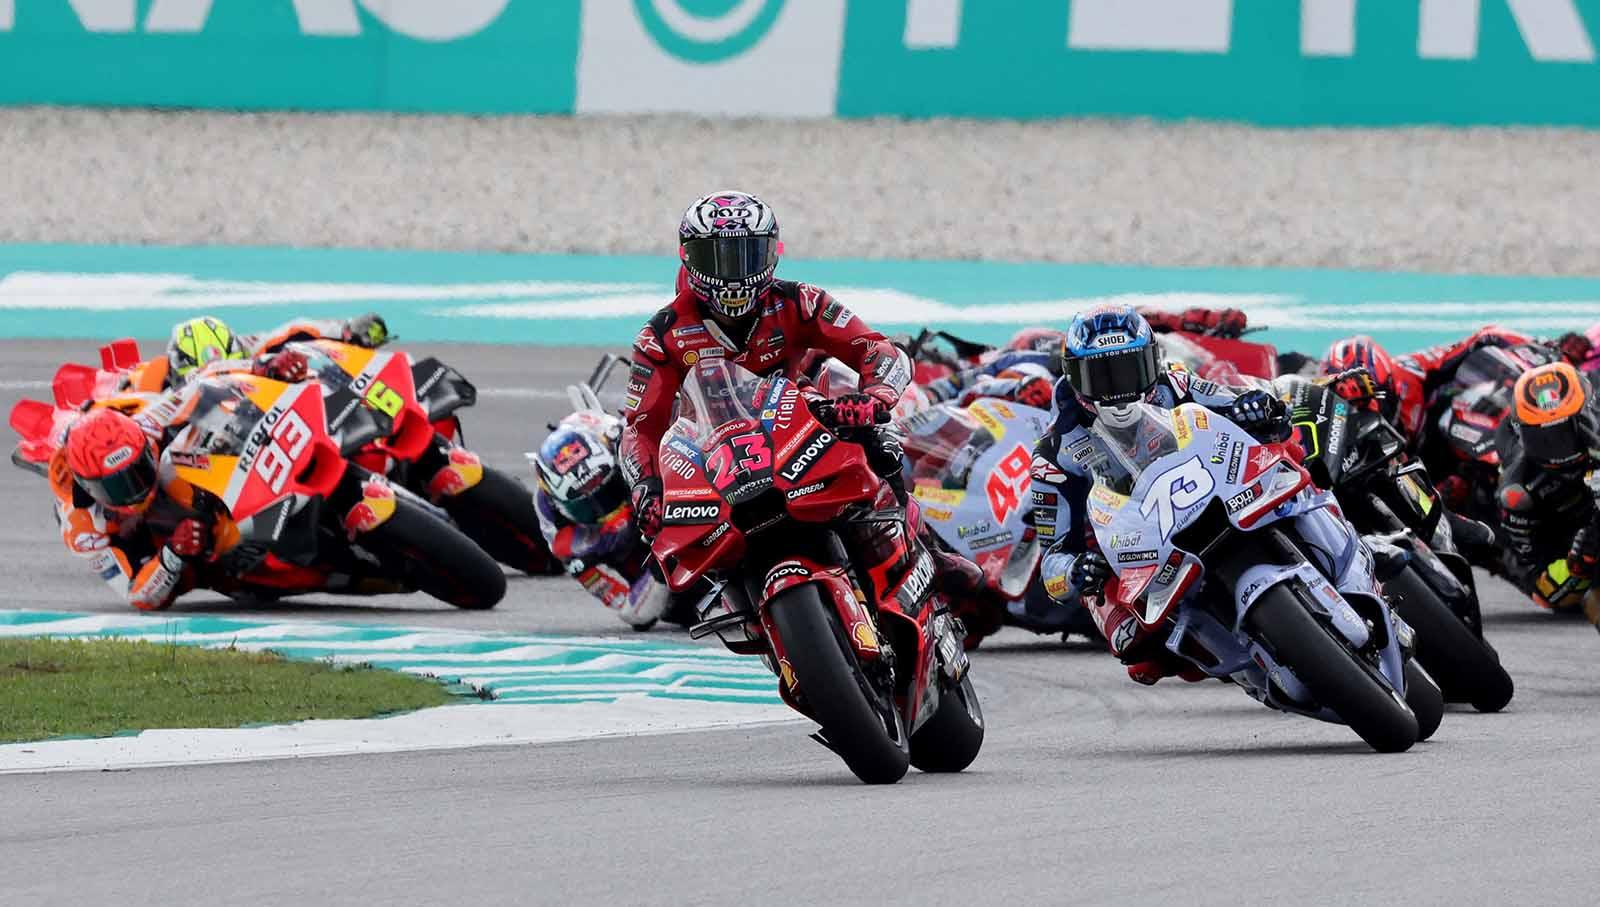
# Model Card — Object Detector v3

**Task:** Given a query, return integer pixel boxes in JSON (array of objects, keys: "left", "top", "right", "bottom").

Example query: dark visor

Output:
[
  {"left": 79, "top": 446, "right": 158, "bottom": 508},
  {"left": 559, "top": 474, "right": 631, "bottom": 526},
  {"left": 683, "top": 236, "right": 777, "bottom": 281},
  {"left": 1064, "top": 346, "right": 1160, "bottom": 404}
]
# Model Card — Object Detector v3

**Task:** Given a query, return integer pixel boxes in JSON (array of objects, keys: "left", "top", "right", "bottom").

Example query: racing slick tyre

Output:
[
  {"left": 768, "top": 584, "right": 910, "bottom": 784},
  {"left": 367, "top": 498, "right": 507, "bottom": 609},
  {"left": 1385, "top": 565, "right": 1514, "bottom": 713},
  {"left": 1404, "top": 660, "right": 1445, "bottom": 743},
  {"left": 1246, "top": 584, "right": 1419, "bottom": 753},
  {"left": 442, "top": 467, "right": 563, "bottom": 576},
  {"left": 909, "top": 673, "right": 984, "bottom": 774}
]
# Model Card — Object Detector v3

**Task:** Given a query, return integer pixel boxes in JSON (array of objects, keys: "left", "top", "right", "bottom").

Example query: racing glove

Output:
[
  {"left": 1229, "top": 389, "right": 1291, "bottom": 442},
  {"left": 631, "top": 478, "right": 663, "bottom": 537},
  {"left": 253, "top": 348, "right": 309, "bottom": 383},
  {"left": 1070, "top": 551, "right": 1112, "bottom": 596},
  {"left": 1327, "top": 367, "right": 1384, "bottom": 411},
  {"left": 167, "top": 518, "right": 211, "bottom": 561},
  {"left": 344, "top": 313, "right": 390, "bottom": 349},
  {"left": 828, "top": 393, "right": 891, "bottom": 428}
]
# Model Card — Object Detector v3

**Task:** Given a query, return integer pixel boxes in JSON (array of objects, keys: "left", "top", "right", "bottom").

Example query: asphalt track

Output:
[{"left": 3, "top": 340, "right": 1598, "bottom": 905}]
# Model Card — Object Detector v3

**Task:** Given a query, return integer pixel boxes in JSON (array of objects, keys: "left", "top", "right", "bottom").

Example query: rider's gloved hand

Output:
[
  {"left": 167, "top": 518, "right": 211, "bottom": 561},
  {"left": 1070, "top": 551, "right": 1112, "bottom": 596},
  {"left": 631, "top": 478, "right": 663, "bottom": 537},
  {"left": 1328, "top": 367, "right": 1383, "bottom": 410},
  {"left": 829, "top": 393, "right": 890, "bottom": 428},
  {"left": 1229, "top": 389, "right": 1291, "bottom": 442},
  {"left": 1182, "top": 307, "right": 1249, "bottom": 339},
  {"left": 254, "top": 349, "right": 309, "bottom": 383},
  {"left": 344, "top": 313, "right": 390, "bottom": 349}
]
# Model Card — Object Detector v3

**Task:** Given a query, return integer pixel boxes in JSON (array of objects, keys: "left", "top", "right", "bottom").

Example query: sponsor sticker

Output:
[
  {"left": 663, "top": 502, "right": 721, "bottom": 524},
  {"left": 1116, "top": 549, "right": 1159, "bottom": 564},
  {"left": 1225, "top": 483, "right": 1262, "bottom": 514},
  {"left": 913, "top": 483, "right": 964, "bottom": 507},
  {"left": 777, "top": 429, "right": 833, "bottom": 483},
  {"left": 1044, "top": 573, "right": 1069, "bottom": 599},
  {"left": 785, "top": 481, "right": 825, "bottom": 499}
]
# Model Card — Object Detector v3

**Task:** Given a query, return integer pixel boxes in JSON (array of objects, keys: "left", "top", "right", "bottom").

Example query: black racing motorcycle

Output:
[{"left": 1280, "top": 376, "right": 1515, "bottom": 713}]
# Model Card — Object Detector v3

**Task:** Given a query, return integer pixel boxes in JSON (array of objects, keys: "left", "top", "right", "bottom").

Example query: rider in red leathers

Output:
[{"left": 619, "top": 190, "right": 982, "bottom": 595}]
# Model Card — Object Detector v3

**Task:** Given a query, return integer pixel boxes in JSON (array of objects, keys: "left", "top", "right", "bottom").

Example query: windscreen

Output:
[
  {"left": 669, "top": 358, "right": 768, "bottom": 450},
  {"left": 1088, "top": 403, "right": 1181, "bottom": 482}
]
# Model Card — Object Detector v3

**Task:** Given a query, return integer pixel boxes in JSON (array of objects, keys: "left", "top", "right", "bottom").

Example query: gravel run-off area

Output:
[{"left": 0, "top": 106, "right": 1596, "bottom": 276}]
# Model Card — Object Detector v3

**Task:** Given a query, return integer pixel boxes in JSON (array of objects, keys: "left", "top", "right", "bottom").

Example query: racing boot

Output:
[{"left": 1087, "top": 594, "right": 1204, "bottom": 684}]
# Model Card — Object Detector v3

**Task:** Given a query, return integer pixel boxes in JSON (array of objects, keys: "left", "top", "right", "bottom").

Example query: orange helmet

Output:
[
  {"left": 1512, "top": 362, "right": 1598, "bottom": 468},
  {"left": 64, "top": 409, "right": 158, "bottom": 511}
]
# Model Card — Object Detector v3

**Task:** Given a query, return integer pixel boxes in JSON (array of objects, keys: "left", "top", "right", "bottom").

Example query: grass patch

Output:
[{"left": 0, "top": 637, "right": 455, "bottom": 744}]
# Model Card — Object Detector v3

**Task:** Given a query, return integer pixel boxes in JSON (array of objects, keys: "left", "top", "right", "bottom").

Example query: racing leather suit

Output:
[
  {"left": 619, "top": 280, "right": 908, "bottom": 493},
  {"left": 1494, "top": 420, "right": 1600, "bottom": 611},
  {"left": 1030, "top": 363, "right": 1368, "bottom": 677},
  {"left": 534, "top": 491, "right": 670, "bottom": 627},
  {"left": 48, "top": 403, "right": 217, "bottom": 611}
]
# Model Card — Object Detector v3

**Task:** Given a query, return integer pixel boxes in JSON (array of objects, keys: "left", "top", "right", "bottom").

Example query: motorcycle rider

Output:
[
  {"left": 50, "top": 407, "right": 218, "bottom": 611},
  {"left": 1031, "top": 305, "right": 1316, "bottom": 684},
  {"left": 926, "top": 308, "right": 1250, "bottom": 406},
  {"left": 126, "top": 313, "right": 391, "bottom": 392},
  {"left": 619, "top": 189, "right": 982, "bottom": 596},
  {"left": 532, "top": 412, "right": 673, "bottom": 629},
  {"left": 1495, "top": 362, "right": 1600, "bottom": 615}
]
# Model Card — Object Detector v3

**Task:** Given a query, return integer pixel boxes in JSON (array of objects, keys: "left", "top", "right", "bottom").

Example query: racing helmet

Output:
[
  {"left": 64, "top": 408, "right": 159, "bottom": 513},
  {"left": 1511, "top": 362, "right": 1600, "bottom": 469},
  {"left": 532, "top": 417, "right": 630, "bottom": 525},
  {"left": 1320, "top": 334, "right": 1408, "bottom": 430},
  {"left": 679, "top": 190, "right": 781, "bottom": 332},
  {"left": 168, "top": 316, "right": 241, "bottom": 380},
  {"left": 1062, "top": 305, "right": 1159, "bottom": 426},
  {"left": 1005, "top": 327, "right": 1067, "bottom": 355}
]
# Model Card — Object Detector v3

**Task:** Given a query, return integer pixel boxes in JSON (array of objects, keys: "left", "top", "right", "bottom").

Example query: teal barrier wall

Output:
[{"left": 3, "top": 1, "right": 1600, "bottom": 124}]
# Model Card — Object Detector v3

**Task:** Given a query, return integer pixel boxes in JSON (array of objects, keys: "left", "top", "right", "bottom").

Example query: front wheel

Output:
[
  {"left": 1405, "top": 660, "right": 1444, "bottom": 743},
  {"left": 1246, "top": 584, "right": 1418, "bottom": 753},
  {"left": 767, "top": 584, "right": 909, "bottom": 784},
  {"left": 1385, "top": 565, "right": 1514, "bottom": 713},
  {"left": 363, "top": 497, "right": 507, "bottom": 609},
  {"left": 909, "top": 673, "right": 984, "bottom": 773}
]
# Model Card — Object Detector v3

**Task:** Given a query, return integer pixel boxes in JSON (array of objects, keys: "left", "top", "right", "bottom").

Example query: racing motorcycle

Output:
[
  {"left": 9, "top": 337, "right": 558, "bottom": 575},
  {"left": 1424, "top": 342, "right": 1562, "bottom": 528},
  {"left": 1280, "top": 376, "right": 1514, "bottom": 712},
  {"left": 283, "top": 338, "right": 559, "bottom": 575},
  {"left": 1081, "top": 401, "right": 1443, "bottom": 753},
  {"left": 898, "top": 396, "right": 1098, "bottom": 646},
  {"left": 657, "top": 359, "right": 983, "bottom": 784}
]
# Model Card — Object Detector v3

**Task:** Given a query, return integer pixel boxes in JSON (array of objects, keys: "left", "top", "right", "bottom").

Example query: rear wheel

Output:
[
  {"left": 909, "top": 673, "right": 984, "bottom": 773},
  {"left": 768, "top": 584, "right": 909, "bottom": 784},
  {"left": 1385, "top": 565, "right": 1514, "bottom": 713},
  {"left": 1246, "top": 584, "right": 1418, "bottom": 753},
  {"left": 1405, "top": 660, "right": 1444, "bottom": 742},
  {"left": 364, "top": 497, "right": 507, "bottom": 609},
  {"left": 442, "top": 467, "right": 562, "bottom": 576}
]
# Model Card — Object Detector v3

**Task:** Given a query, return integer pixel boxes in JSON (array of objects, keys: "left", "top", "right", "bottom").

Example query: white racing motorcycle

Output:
[{"left": 1080, "top": 402, "right": 1444, "bottom": 753}]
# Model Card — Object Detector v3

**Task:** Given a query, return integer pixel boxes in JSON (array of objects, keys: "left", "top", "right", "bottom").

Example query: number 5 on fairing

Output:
[{"left": 1138, "top": 456, "right": 1214, "bottom": 539}]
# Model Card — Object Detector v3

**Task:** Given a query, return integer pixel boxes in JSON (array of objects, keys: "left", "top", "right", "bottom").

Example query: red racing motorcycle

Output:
[{"left": 657, "top": 360, "right": 984, "bottom": 784}]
